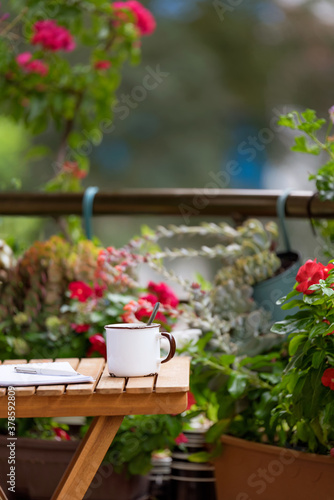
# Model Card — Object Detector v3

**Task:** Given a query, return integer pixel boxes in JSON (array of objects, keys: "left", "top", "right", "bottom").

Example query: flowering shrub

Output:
[
  {"left": 270, "top": 259, "right": 334, "bottom": 453},
  {"left": 0, "top": 0, "right": 155, "bottom": 190}
]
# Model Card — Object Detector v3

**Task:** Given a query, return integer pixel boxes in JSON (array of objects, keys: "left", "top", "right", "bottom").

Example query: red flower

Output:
[
  {"left": 54, "top": 428, "right": 70, "bottom": 441},
  {"left": 71, "top": 323, "right": 90, "bottom": 333},
  {"left": 94, "top": 284, "right": 106, "bottom": 298},
  {"left": 16, "top": 52, "right": 49, "bottom": 76},
  {"left": 321, "top": 368, "right": 334, "bottom": 390},
  {"left": 147, "top": 282, "right": 179, "bottom": 307},
  {"left": 330, "top": 448, "right": 334, "bottom": 458},
  {"left": 87, "top": 334, "right": 106, "bottom": 359},
  {"left": 175, "top": 433, "right": 188, "bottom": 445},
  {"left": 322, "top": 263, "right": 334, "bottom": 279},
  {"left": 186, "top": 392, "right": 196, "bottom": 410},
  {"left": 31, "top": 20, "right": 75, "bottom": 52},
  {"left": 112, "top": 1, "right": 156, "bottom": 36},
  {"left": 295, "top": 259, "right": 326, "bottom": 295},
  {"left": 62, "top": 161, "right": 87, "bottom": 179},
  {"left": 69, "top": 281, "right": 93, "bottom": 302},
  {"left": 94, "top": 60, "right": 111, "bottom": 70}
]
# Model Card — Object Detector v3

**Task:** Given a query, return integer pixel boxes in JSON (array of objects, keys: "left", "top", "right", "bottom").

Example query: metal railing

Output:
[{"left": 0, "top": 189, "right": 332, "bottom": 218}]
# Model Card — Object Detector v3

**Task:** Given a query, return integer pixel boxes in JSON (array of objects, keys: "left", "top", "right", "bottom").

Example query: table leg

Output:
[
  {"left": 51, "top": 415, "right": 124, "bottom": 500},
  {"left": 0, "top": 485, "right": 8, "bottom": 500}
]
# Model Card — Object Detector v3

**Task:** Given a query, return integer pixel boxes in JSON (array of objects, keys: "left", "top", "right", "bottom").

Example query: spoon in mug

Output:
[{"left": 147, "top": 302, "right": 160, "bottom": 326}]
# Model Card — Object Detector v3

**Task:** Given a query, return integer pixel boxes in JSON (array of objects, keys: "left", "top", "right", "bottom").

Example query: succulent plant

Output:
[{"left": 122, "top": 219, "right": 282, "bottom": 356}]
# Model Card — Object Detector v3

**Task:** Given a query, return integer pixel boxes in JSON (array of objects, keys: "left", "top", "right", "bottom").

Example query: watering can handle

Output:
[{"left": 276, "top": 189, "right": 292, "bottom": 253}]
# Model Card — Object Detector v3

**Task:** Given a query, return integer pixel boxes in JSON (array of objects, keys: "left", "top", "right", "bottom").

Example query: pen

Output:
[{"left": 14, "top": 366, "right": 80, "bottom": 376}]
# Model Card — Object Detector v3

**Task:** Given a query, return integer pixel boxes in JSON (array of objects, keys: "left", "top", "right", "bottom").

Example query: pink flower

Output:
[
  {"left": 54, "top": 428, "right": 71, "bottom": 441},
  {"left": 94, "top": 60, "right": 111, "bottom": 70},
  {"left": 87, "top": 334, "right": 107, "bottom": 359},
  {"left": 69, "top": 281, "right": 93, "bottom": 302},
  {"left": 71, "top": 323, "right": 90, "bottom": 333},
  {"left": 147, "top": 281, "right": 179, "bottom": 307},
  {"left": 31, "top": 20, "right": 75, "bottom": 52},
  {"left": 112, "top": 1, "right": 156, "bottom": 36},
  {"left": 329, "top": 106, "right": 334, "bottom": 125},
  {"left": 175, "top": 433, "right": 188, "bottom": 445},
  {"left": 16, "top": 52, "right": 32, "bottom": 65},
  {"left": 16, "top": 52, "right": 49, "bottom": 76}
]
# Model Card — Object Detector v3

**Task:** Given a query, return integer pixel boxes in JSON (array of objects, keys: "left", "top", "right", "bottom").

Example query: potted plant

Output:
[
  {"left": 194, "top": 257, "right": 334, "bottom": 500},
  {"left": 180, "top": 107, "right": 334, "bottom": 500},
  {"left": 0, "top": 234, "right": 185, "bottom": 499}
]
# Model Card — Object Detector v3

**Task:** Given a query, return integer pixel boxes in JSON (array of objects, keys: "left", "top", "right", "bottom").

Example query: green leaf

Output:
[
  {"left": 188, "top": 451, "right": 212, "bottom": 463},
  {"left": 219, "top": 354, "right": 235, "bottom": 367},
  {"left": 278, "top": 113, "right": 296, "bottom": 129},
  {"left": 288, "top": 334, "right": 307, "bottom": 356},
  {"left": 205, "top": 419, "right": 230, "bottom": 443},
  {"left": 25, "top": 145, "right": 51, "bottom": 161},
  {"left": 301, "top": 109, "right": 317, "bottom": 122},
  {"left": 291, "top": 136, "right": 320, "bottom": 155},
  {"left": 227, "top": 373, "right": 248, "bottom": 399},
  {"left": 312, "top": 350, "right": 325, "bottom": 369},
  {"left": 281, "top": 299, "right": 304, "bottom": 310}
]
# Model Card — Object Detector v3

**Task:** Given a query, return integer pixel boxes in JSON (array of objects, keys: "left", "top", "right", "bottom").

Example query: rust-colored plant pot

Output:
[
  {"left": 0, "top": 436, "right": 149, "bottom": 500},
  {"left": 214, "top": 435, "right": 334, "bottom": 500}
]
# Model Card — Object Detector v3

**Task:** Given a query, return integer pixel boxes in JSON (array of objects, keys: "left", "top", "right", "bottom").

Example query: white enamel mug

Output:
[{"left": 104, "top": 323, "right": 176, "bottom": 377}]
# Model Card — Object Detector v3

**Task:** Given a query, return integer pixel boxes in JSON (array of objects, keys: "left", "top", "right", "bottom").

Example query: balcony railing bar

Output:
[{"left": 0, "top": 189, "right": 331, "bottom": 218}]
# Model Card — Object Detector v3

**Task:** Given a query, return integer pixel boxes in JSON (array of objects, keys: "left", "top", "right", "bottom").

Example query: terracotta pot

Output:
[
  {"left": 0, "top": 436, "right": 149, "bottom": 500},
  {"left": 214, "top": 435, "right": 334, "bottom": 500}
]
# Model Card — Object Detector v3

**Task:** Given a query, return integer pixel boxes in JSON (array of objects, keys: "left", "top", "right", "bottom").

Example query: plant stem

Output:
[{"left": 0, "top": 7, "right": 28, "bottom": 37}]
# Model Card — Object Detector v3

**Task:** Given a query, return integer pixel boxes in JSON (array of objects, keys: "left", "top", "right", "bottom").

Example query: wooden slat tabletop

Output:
[
  {"left": 126, "top": 375, "right": 156, "bottom": 394},
  {"left": 95, "top": 363, "right": 125, "bottom": 394},
  {"left": 0, "top": 356, "right": 190, "bottom": 398},
  {"left": 155, "top": 357, "right": 190, "bottom": 393},
  {"left": 65, "top": 358, "right": 105, "bottom": 395}
]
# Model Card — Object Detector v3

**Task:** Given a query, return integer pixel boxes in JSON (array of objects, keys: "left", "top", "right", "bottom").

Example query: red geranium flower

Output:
[
  {"left": 16, "top": 52, "right": 49, "bottom": 76},
  {"left": 321, "top": 368, "right": 334, "bottom": 390},
  {"left": 175, "top": 433, "right": 188, "bottom": 445},
  {"left": 295, "top": 259, "right": 326, "bottom": 295},
  {"left": 94, "top": 60, "right": 111, "bottom": 70},
  {"left": 54, "top": 428, "right": 71, "bottom": 441},
  {"left": 186, "top": 392, "right": 196, "bottom": 410},
  {"left": 69, "top": 281, "right": 93, "bottom": 302},
  {"left": 112, "top": 1, "right": 156, "bottom": 36},
  {"left": 87, "top": 334, "right": 106, "bottom": 359},
  {"left": 147, "top": 282, "right": 179, "bottom": 307},
  {"left": 62, "top": 161, "right": 87, "bottom": 179},
  {"left": 94, "top": 284, "right": 106, "bottom": 298},
  {"left": 71, "top": 323, "right": 90, "bottom": 333},
  {"left": 31, "top": 20, "right": 75, "bottom": 52}
]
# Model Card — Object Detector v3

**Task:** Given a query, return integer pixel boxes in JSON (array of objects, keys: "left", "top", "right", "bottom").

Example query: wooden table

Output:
[{"left": 0, "top": 356, "right": 190, "bottom": 500}]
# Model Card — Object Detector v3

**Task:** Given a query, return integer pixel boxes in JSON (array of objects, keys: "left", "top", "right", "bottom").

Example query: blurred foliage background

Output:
[{"left": 1, "top": 0, "right": 334, "bottom": 253}]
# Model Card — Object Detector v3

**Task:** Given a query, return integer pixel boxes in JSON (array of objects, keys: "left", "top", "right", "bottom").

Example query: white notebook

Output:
[{"left": 0, "top": 362, "right": 94, "bottom": 387}]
